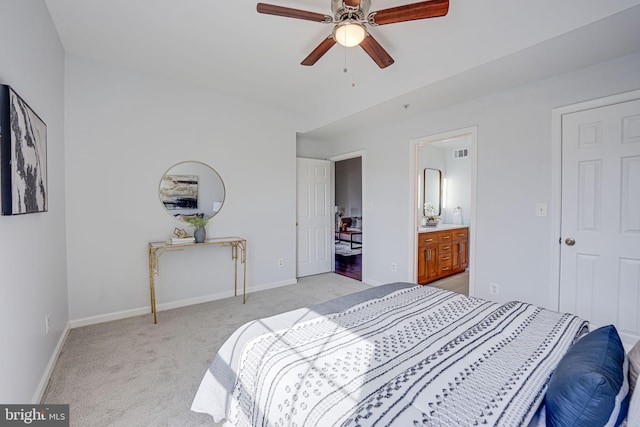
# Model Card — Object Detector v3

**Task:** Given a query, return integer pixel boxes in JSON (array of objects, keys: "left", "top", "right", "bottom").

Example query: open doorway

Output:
[
  {"left": 334, "top": 157, "right": 362, "bottom": 281},
  {"left": 411, "top": 127, "right": 477, "bottom": 296}
]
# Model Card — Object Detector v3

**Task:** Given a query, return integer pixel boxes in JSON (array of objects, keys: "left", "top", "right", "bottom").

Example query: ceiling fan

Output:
[{"left": 256, "top": 0, "right": 449, "bottom": 68}]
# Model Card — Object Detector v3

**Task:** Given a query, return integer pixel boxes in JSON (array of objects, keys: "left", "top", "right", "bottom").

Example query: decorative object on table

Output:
[
  {"left": 160, "top": 174, "right": 198, "bottom": 210},
  {"left": 169, "top": 227, "right": 194, "bottom": 244},
  {"left": 186, "top": 215, "right": 209, "bottom": 243},
  {"left": 174, "top": 228, "right": 188, "bottom": 238},
  {"left": 170, "top": 236, "right": 195, "bottom": 244},
  {"left": 0, "top": 84, "right": 47, "bottom": 215},
  {"left": 424, "top": 215, "right": 438, "bottom": 227}
]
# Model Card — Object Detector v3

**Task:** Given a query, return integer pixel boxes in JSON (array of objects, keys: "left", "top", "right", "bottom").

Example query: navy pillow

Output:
[{"left": 545, "top": 325, "right": 629, "bottom": 427}]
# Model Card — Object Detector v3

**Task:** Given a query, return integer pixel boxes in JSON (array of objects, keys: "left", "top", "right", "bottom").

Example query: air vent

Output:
[{"left": 453, "top": 148, "right": 469, "bottom": 159}]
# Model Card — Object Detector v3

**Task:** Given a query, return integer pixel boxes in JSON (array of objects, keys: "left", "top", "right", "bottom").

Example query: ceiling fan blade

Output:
[
  {"left": 301, "top": 37, "right": 337, "bottom": 66},
  {"left": 368, "top": 0, "right": 449, "bottom": 26},
  {"left": 257, "top": 3, "right": 331, "bottom": 23},
  {"left": 344, "top": 0, "right": 361, "bottom": 6},
  {"left": 360, "top": 34, "right": 394, "bottom": 68}
]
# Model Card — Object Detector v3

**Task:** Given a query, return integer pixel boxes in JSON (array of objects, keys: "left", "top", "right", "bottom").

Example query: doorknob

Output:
[{"left": 565, "top": 237, "right": 576, "bottom": 246}]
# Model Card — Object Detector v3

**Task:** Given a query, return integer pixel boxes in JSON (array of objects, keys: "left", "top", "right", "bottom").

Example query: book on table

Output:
[{"left": 169, "top": 236, "right": 195, "bottom": 244}]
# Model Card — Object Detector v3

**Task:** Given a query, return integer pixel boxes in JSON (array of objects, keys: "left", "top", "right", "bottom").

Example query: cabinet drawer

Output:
[
  {"left": 439, "top": 264, "right": 453, "bottom": 275},
  {"left": 453, "top": 228, "right": 468, "bottom": 241},
  {"left": 439, "top": 244, "right": 452, "bottom": 254},
  {"left": 438, "top": 232, "right": 453, "bottom": 243},
  {"left": 438, "top": 253, "right": 452, "bottom": 265},
  {"left": 418, "top": 234, "right": 438, "bottom": 248}
]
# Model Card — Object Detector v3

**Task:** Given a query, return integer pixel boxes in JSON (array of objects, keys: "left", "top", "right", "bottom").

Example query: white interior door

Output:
[
  {"left": 296, "top": 158, "right": 332, "bottom": 277},
  {"left": 560, "top": 98, "right": 640, "bottom": 347}
]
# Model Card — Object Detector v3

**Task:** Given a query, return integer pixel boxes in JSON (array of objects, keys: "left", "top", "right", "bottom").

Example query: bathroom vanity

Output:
[{"left": 417, "top": 225, "right": 468, "bottom": 284}]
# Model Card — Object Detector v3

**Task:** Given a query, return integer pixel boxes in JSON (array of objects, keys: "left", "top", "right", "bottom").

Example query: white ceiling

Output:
[{"left": 45, "top": 0, "right": 640, "bottom": 134}]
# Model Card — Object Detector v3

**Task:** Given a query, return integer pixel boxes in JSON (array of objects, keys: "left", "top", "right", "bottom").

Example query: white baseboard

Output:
[
  {"left": 362, "top": 277, "right": 385, "bottom": 287},
  {"left": 69, "top": 278, "right": 299, "bottom": 328},
  {"left": 69, "top": 306, "right": 152, "bottom": 328},
  {"left": 33, "top": 323, "right": 71, "bottom": 404}
]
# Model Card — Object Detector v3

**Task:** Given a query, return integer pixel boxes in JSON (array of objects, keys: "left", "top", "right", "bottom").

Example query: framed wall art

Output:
[
  {"left": 0, "top": 84, "right": 48, "bottom": 215},
  {"left": 159, "top": 174, "right": 198, "bottom": 210}
]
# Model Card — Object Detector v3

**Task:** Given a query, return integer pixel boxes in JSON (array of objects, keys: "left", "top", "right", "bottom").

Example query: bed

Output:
[{"left": 192, "top": 283, "right": 636, "bottom": 426}]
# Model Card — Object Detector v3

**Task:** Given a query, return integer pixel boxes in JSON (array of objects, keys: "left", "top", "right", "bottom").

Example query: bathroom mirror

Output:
[
  {"left": 423, "top": 168, "right": 442, "bottom": 217},
  {"left": 159, "top": 161, "right": 225, "bottom": 222}
]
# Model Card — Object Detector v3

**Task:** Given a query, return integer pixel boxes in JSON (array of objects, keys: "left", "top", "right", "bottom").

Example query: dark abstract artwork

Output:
[
  {"left": 0, "top": 85, "right": 47, "bottom": 215},
  {"left": 159, "top": 175, "right": 198, "bottom": 210}
]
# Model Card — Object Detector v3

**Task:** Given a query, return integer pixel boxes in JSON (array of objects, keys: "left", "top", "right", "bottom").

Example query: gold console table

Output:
[{"left": 148, "top": 237, "right": 247, "bottom": 324}]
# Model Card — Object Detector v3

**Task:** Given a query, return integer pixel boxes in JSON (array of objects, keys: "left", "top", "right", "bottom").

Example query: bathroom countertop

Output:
[{"left": 418, "top": 223, "right": 468, "bottom": 233}]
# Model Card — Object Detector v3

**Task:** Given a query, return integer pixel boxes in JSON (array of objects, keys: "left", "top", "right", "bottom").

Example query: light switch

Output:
[
  {"left": 366, "top": 202, "right": 373, "bottom": 212},
  {"left": 535, "top": 203, "right": 548, "bottom": 217}
]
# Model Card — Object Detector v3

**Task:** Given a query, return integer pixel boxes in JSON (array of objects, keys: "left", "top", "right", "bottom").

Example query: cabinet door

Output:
[
  {"left": 418, "top": 245, "right": 439, "bottom": 284},
  {"left": 417, "top": 246, "right": 428, "bottom": 284},
  {"left": 425, "top": 244, "right": 439, "bottom": 282},
  {"left": 459, "top": 240, "right": 468, "bottom": 269},
  {"left": 452, "top": 240, "right": 468, "bottom": 271}
]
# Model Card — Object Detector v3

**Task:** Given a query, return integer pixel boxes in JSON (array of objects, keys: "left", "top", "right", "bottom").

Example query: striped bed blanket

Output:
[{"left": 192, "top": 284, "right": 587, "bottom": 426}]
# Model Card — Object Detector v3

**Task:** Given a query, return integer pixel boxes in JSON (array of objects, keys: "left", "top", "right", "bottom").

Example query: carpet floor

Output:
[
  {"left": 42, "top": 271, "right": 469, "bottom": 426},
  {"left": 42, "top": 273, "right": 370, "bottom": 427}
]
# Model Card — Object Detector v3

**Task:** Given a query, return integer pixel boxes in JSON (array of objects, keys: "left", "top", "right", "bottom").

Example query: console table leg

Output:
[
  {"left": 233, "top": 249, "right": 238, "bottom": 298},
  {"left": 242, "top": 242, "right": 247, "bottom": 304},
  {"left": 148, "top": 247, "right": 157, "bottom": 324}
]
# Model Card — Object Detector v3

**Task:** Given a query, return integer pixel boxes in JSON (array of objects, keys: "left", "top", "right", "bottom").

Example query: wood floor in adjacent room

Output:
[{"left": 334, "top": 253, "right": 362, "bottom": 281}]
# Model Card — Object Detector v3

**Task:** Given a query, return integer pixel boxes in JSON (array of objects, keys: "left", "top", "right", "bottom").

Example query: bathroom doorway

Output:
[{"left": 411, "top": 127, "right": 477, "bottom": 296}]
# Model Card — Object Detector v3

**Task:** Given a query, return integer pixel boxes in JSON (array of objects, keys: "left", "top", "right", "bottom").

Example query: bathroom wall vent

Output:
[{"left": 453, "top": 148, "right": 469, "bottom": 159}]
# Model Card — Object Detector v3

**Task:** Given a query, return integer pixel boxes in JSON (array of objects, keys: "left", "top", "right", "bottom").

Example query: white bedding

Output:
[{"left": 192, "top": 284, "right": 587, "bottom": 426}]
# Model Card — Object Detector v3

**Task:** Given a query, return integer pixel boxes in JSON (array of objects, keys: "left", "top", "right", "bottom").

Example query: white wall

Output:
[
  {"left": 298, "top": 52, "right": 640, "bottom": 308},
  {"left": 335, "top": 157, "right": 362, "bottom": 217},
  {"left": 65, "top": 55, "right": 299, "bottom": 322},
  {"left": 443, "top": 146, "right": 471, "bottom": 225},
  {"left": 0, "top": 0, "right": 68, "bottom": 403}
]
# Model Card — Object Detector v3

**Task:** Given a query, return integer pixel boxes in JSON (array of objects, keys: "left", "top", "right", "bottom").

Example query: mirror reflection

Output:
[
  {"left": 159, "top": 161, "right": 225, "bottom": 222},
  {"left": 423, "top": 168, "right": 442, "bottom": 217}
]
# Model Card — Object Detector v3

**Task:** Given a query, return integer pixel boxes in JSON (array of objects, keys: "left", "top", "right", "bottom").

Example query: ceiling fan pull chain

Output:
[
  {"left": 343, "top": 43, "right": 348, "bottom": 73},
  {"left": 351, "top": 46, "right": 356, "bottom": 87}
]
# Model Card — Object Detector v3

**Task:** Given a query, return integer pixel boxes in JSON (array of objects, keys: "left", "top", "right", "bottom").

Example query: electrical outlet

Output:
[
  {"left": 45, "top": 315, "right": 51, "bottom": 335},
  {"left": 277, "top": 258, "right": 284, "bottom": 268},
  {"left": 391, "top": 263, "right": 397, "bottom": 272},
  {"left": 489, "top": 282, "right": 500, "bottom": 295}
]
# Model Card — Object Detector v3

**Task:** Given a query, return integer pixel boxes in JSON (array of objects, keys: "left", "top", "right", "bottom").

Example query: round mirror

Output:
[{"left": 158, "top": 161, "right": 225, "bottom": 222}]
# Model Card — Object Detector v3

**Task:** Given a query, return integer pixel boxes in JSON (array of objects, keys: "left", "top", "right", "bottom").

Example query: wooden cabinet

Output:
[
  {"left": 451, "top": 228, "right": 468, "bottom": 272},
  {"left": 417, "top": 233, "right": 438, "bottom": 284},
  {"left": 417, "top": 227, "right": 468, "bottom": 285}
]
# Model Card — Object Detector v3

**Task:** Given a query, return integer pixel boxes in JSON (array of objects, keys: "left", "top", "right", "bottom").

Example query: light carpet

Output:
[{"left": 42, "top": 273, "right": 370, "bottom": 427}]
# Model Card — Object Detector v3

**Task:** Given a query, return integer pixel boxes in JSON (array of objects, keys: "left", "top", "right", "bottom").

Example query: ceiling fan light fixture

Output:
[{"left": 333, "top": 21, "right": 366, "bottom": 47}]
